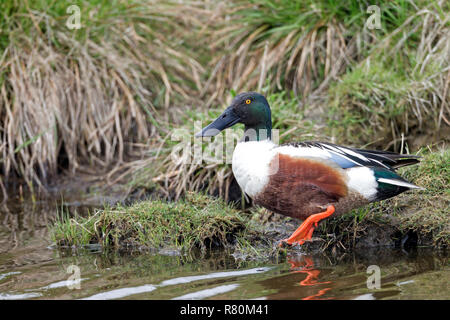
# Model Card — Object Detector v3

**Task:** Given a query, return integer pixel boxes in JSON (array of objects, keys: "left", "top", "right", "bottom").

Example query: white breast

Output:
[{"left": 232, "top": 140, "right": 276, "bottom": 198}]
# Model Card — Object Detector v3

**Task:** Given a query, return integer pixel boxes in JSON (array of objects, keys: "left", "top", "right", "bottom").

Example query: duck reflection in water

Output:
[
  {"left": 287, "top": 255, "right": 332, "bottom": 300},
  {"left": 258, "top": 254, "right": 333, "bottom": 300}
]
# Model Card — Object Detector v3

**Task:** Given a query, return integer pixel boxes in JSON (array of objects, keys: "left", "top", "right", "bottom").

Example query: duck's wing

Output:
[
  {"left": 282, "top": 141, "right": 420, "bottom": 170},
  {"left": 278, "top": 141, "right": 423, "bottom": 201}
]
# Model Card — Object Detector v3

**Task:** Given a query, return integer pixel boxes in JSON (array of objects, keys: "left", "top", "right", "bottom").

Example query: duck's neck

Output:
[{"left": 243, "top": 122, "right": 272, "bottom": 142}]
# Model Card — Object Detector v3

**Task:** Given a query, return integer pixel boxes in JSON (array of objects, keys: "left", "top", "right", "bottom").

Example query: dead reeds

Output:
[
  {"left": 0, "top": 1, "right": 204, "bottom": 200},
  {"left": 328, "top": 4, "right": 450, "bottom": 149}
]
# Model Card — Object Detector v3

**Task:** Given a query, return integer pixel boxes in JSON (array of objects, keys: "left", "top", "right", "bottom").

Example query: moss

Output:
[{"left": 390, "top": 149, "right": 450, "bottom": 247}]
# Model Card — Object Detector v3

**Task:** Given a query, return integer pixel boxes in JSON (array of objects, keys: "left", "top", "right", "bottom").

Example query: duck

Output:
[{"left": 196, "top": 92, "right": 422, "bottom": 246}]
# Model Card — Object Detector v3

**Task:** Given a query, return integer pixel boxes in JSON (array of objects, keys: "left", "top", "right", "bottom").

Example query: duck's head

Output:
[{"left": 196, "top": 92, "right": 272, "bottom": 140}]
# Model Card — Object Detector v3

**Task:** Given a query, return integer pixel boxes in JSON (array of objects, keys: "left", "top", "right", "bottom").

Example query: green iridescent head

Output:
[{"left": 196, "top": 92, "right": 272, "bottom": 141}]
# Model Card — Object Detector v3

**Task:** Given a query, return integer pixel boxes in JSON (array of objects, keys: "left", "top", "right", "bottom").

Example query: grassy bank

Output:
[
  {"left": 51, "top": 192, "right": 257, "bottom": 252},
  {"left": 51, "top": 150, "right": 449, "bottom": 256}
]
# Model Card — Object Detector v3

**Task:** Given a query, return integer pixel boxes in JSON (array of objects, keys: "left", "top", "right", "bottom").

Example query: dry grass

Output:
[
  {"left": 328, "top": 5, "right": 450, "bottom": 150},
  {"left": 0, "top": 1, "right": 205, "bottom": 200},
  {"left": 201, "top": 1, "right": 368, "bottom": 107},
  {"left": 199, "top": 0, "right": 437, "bottom": 105}
]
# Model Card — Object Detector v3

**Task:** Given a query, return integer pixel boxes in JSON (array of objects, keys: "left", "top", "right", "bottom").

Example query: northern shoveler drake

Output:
[{"left": 196, "top": 92, "right": 422, "bottom": 246}]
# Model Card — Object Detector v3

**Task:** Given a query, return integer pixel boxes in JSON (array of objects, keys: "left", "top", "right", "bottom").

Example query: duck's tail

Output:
[{"left": 372, "top": 166, "right": 424, "bottom": 201}]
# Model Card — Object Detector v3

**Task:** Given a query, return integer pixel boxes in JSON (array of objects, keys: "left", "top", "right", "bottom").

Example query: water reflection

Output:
[
  {"left": 256, "top": 254, "right": 334, "bottom": 300},
  {"left": 0, "top": 244, "right": 448, "bottom": 299},
  {"left": 257, "top": 248, "right": 448, "bottom": 300},
  {"left": 288, "top": 256, "right": 332, "bottom": 300},
  {"left": 0, "top": 195, "right": 448, "bottom": 300}
]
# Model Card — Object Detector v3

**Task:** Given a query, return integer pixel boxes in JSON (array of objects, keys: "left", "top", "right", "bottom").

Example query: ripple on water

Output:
[{"left": 81, "top": 267, "right": 272, "bottom": 300}]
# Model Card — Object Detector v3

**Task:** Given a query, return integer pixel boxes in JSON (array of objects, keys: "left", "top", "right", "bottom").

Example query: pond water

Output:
[{"left": 0, "top": 196, "right": 448, "bottom": 300}]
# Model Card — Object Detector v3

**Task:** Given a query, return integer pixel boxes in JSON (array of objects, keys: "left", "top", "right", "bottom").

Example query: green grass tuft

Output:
[
  {"left": 50, "top": 192, "right": 255, "bottom": 252},
  {"left": 392, "top": 148, "right": 450, "bottom": 246}
]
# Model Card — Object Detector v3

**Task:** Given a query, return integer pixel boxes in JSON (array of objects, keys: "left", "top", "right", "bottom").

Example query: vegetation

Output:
[
  {"left": 0, "top": 1, "right": 448, "bottom": 249},
  {"left": 51, "top": 149, "right": 449, "bottom": 255},
  {"left": 394, "top": 148, "right": 449, "bottom": 246},
  {"left": 0, "top": 0, "right": 204, "bottom": 196},
  {"left": 51, "top": 192, "right": 256, "bottom": 252}
]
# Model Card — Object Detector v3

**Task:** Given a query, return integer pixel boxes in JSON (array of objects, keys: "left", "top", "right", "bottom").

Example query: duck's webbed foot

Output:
[{"left": 279, "top": 205, "right": 335, "bottom": 247}]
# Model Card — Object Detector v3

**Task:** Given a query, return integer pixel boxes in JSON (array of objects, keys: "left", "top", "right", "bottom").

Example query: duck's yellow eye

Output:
[{"left": 245, "top": 99, "right": 251, "bottom": 105}]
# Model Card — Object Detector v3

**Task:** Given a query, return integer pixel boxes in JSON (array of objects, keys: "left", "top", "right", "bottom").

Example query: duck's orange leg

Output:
[{"left": 280, "top": 205, "right": 335, "bottom": 246}]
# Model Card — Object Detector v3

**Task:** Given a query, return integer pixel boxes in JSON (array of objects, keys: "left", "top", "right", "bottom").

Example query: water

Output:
[{"left": 0, "top": 197, "right": 448, "bottom": 300}]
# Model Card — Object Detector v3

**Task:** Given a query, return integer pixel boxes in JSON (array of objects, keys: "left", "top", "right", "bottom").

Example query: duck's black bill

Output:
[{"left": 195, "top": 107, "right": 240, "bottom": 137}]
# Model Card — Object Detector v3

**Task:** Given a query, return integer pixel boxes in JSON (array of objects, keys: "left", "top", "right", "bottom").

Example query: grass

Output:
[
  {"left": 0, "top": 0, "right": 205, "bottom": 198},
  {"left": 202, "top": 0, "right": 446, "bottom": 104},
  {"left": 50, "top": 192, "right": 256, "bottom": 252},
  {"left": 327, "top": 7, "right": 449, "bottom": 150},
  {"left": 392, "top": 148, "right": 449, "bottom": 246}
]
